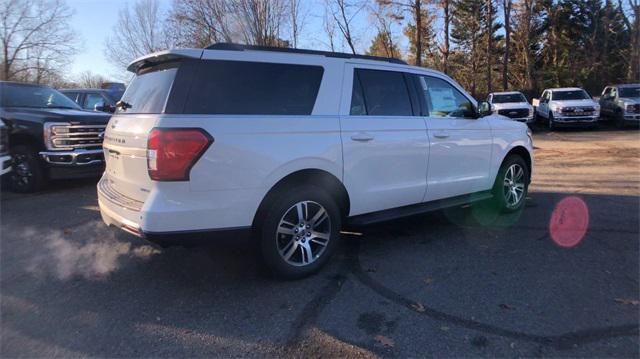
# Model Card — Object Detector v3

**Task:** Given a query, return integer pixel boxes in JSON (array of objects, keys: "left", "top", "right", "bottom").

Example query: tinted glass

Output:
[
  {"left": 62, "top": 91, "right": 79, "bottom": 103},
  {"left": 118, "top": 62, "right": 180, "bottom": 114},
  {"left": 552, "top": 90, "right": 590, "bottom": 100},
  {"left": 419, "top": 76, "right": 475, "bottom": 118},
  {"left": 183, "top": 60, "right": 323, "bottom": 115},
  {"left": 1, "top": 84, "right": 81, "bottom": 109},
  {"left": 492, "top": 93, "right": 527, "bottom": 103},
  {"left": 355, "top": 69, "right": 412, "bottom": 116},
  {"left": 350, "top": 74, "right": 367, "bottom": 115},
  {"left": 84, "top": 93, "right": 105, "bottom": 109},
  {"left": 619, "top": 87, "right": 640, "bottom": 98}
]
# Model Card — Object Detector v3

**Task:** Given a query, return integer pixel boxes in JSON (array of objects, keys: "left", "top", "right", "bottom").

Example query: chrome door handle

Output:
[
  {"left": 433, "top": 132, "right": 450, "bottom": 139},
  {"left": 351, "top": 133, "right": 374, "bottom": 142}
]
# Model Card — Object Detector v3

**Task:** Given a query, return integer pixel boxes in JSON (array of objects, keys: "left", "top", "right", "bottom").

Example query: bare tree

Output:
[
  {"left": 232, "top": 0, "right": 289, "bottom": 46},
  {"left": 437, "top": 0, "right": 451, "bottom": 74},
  {"left": 288, "top": 0, "right": 308, "bottom": 48},
  {"left": 0, "top": 0, "right": 77, "bottom": 83},
  {"left": 165, "top": 0, "right": 234, "bottom": 47},
  {"left": 76, "top": 71, "right": 108, "bottom": 88},
  {"left": 369, "top": 1, "right": 400, "bottom": 58},
  {"left": 322, "top": 7, "right": 338, "bottom": 51},
  {"left": 619, "top": 0, "right": 640, "bottom": 81},
  {"left": 104, "top": 0, "right": 170, "bottom": 71},
  {"left": 327, "top": 0, "right": 365, "bottom": 54},
  {"left": 378, "top": 0, "right": 427, "bottom": 66}
]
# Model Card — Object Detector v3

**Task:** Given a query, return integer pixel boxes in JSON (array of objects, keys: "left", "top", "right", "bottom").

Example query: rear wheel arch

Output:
[{"left": 252, "top": 169, "right": 350, "bottom": 229}]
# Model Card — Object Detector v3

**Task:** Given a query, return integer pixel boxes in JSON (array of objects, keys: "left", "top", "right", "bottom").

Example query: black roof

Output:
[{"left": 206, "top": 43, "right": 407, "bottom": 65}]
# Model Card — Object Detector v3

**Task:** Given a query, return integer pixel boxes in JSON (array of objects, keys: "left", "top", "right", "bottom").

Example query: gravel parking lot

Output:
[{"left": 1, "top": 125, "right": 639, "bottom": 357}]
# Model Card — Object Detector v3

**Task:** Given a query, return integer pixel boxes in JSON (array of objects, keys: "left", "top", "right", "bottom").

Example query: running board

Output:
[{"left": 347, "top": 191, "right": 494, "bottom": 226}]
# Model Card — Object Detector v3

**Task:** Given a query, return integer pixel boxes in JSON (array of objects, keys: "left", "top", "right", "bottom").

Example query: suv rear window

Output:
[
  {"left": 182, "top": 60, "right": 323, "bottom": 115},
  {"left": 118, "top": 61, "right": 180, "bottom": 114}
]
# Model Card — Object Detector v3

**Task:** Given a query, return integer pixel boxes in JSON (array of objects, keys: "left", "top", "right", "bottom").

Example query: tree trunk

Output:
[
  {"left": 486, "top": 0, "right": 493, "bottom": 94},
  {"left": 415, "top": 0, "right": 422, "bottom": 66},
  {"left": 502, "top": 0, "right": 511, "bottom": 90},
  {"left": 443, "top": 0, "right": 450, "bottom": 74}
]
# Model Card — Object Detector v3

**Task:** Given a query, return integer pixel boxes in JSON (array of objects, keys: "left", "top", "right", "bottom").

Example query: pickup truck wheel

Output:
[
  {"left": 9, "top": 145, "right": 45, "bottom": 193},
  {"left": 493, "top": 155, "right": 529, "bottom": 213},
  {"left": 259, "top": 185, "right": 341, "bottom": 279},
  {"left": 548, "top": 113, "right": 555, "bottom": 130}
]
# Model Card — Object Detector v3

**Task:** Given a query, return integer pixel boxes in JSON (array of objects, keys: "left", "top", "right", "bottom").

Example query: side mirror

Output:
[
  {"left": 94, "top": 103, "right": 115, "bottom": 113},
  {"left": 477, "top": 101, "right": 492, "bottom": 117}
]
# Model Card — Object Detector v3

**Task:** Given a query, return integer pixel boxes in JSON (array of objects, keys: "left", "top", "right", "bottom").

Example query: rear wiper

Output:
[{"left": 115, "top": 100, "right": 132, "bottom": 111}]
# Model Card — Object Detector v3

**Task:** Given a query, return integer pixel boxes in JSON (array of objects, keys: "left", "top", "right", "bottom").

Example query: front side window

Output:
[
  {"left": 183, "top": 60, "right": 323, "bottom": 115},
  {"left": 1, "top": 84, "right": 81, "bottom": 109},
  {"left": 419, "top": 76, "right": 475, "bottom": 118},
  {"left": 351, "top": 69, "right": 413, "bottom": 116},
  {"left": 552, "top": 90, "right": 590, "bottom": 101}
]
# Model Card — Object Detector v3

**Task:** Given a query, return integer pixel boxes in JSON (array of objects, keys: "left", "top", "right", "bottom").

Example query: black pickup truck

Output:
[{"left": 0, "top": 81, "right": 111, "bottom": 192}]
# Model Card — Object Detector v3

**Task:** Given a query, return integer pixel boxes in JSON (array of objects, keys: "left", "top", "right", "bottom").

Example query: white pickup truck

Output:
[
  {"left": 533, "top": 87, "right": 600, "bottom": 129},
  {"left": 487, "top": 91, "right": 534, "bottom": 123}
]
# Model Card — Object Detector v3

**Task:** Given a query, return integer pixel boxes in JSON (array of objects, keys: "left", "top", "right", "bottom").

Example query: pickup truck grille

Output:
[
  {"left": 628, "top": 104, "right": 640, "bottom": 114},
  {"left": 561, "top": 107, "right": 596, "bottom": 116},
  {"left": 498, "top": 108, "right": 530, "bottom": 118},
  {"left": 46, "top": 123, "right": 106, "bottom": 150},
  {"left": 0, "top": 125, "right": 8, "bottom": 155}
]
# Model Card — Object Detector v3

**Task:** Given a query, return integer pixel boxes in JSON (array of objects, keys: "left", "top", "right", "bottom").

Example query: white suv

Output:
[{"left": 98, "top": 44, "right": 533, "bottom": 278}]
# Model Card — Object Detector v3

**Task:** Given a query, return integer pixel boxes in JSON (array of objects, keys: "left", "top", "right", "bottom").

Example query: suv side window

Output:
[
  {"left": 610, "top": 87, "right": 618, "bottom": 99},
  {"left": 183, "top": 60, "right": 323, "bottom": 115},
  {"left": 352, "top": 69, "right": 413, "bottom": 116},
  {"left": 418, "top": 76, "right": 475, "bottom": 119},
  {"left": 542, "top": 91, "right": 550, "bottom": 103}
]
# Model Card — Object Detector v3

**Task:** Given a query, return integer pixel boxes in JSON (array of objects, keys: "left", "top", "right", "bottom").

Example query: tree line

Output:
[{"left": 1, "top": 0, "right": 638, "bottom": 99}]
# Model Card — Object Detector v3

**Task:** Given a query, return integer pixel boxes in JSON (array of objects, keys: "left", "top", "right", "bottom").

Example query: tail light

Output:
[{"left": 147, "top": 128, "right": 212, "bottom": 181}]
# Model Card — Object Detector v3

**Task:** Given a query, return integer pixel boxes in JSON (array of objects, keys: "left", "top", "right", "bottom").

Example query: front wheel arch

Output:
[{"left": 502, "top": 146, "right": 532, "bottom": 184}]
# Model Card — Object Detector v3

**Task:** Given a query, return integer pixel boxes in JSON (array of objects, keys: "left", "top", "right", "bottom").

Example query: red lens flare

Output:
[{"left": 549, "top": 196, "right": 589, "bottom": 248}]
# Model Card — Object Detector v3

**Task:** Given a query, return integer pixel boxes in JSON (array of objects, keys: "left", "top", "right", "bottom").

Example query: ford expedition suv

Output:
[
  {"left": 0, "top": 82, "right": 110, "bottom": 192},
  {"left": 487, "top": 91, "right": 534, "bottom": 123},
  {"left": 599, "top": 84, "right": 640, "bottom": 128},
  {"left": 534, "top": 87, "right": 600, "bottom": 129},
  {"left": 98, "top": 44, "right": 533, "bottom": 279}
]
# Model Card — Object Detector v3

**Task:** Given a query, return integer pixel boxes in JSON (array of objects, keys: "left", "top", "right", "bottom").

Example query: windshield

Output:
[
  {"left": 492, "top": 93, "right": 527, "bottom": 103},
  {"left": 619, "top": 87, "right": 640, "bottom": 98},
  {"left": 552, "top": 90, "right": 591, "bottom": 101},
  {"left": 1, "top": 83, "right": 81, "bottom": 109}
]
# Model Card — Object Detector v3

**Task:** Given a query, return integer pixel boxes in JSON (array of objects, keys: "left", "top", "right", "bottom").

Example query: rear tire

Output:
[
  {"left": 258, "top": 185, "right": 342, "bottom": 279},
  {"left": 9, "top": 145, "right": 46, "bottom": 193},
  {"left": 493, "top": 155, "right": 529, "bottom": 213}
]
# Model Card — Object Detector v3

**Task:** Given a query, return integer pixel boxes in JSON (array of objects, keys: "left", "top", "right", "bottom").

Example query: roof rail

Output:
[{"left": 205, "top": 43, "right": 407, "bottom": 65}]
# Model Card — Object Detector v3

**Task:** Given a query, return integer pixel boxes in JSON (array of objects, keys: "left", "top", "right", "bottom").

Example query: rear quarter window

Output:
[{"left": 181, "top": 60, "right": 324, "bottom": 115}]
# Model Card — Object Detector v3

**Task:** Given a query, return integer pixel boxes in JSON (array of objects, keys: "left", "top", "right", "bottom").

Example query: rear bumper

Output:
[{"left": 97, "top": 175, "right": 257, "bottom": 247}]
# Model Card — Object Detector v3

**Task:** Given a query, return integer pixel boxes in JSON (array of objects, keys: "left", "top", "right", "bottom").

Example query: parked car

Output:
[
  {"left": 599, "top": 84, "right": 640, "bottom": 128},
  {"left": 487, "top": 91, "right": 534, "bottom": 123},
  {"left": 98, "top": 44, "right": 533, "bottom": 279},
  {"left": 533, "top": 87, "right": 600, "bottom": 129},
  {"left": 0, "top": 120, "right": 11, "bottom": 177},
  {"left": 0, "top": 81, "right": 111, "bottom": 192},
  {"left": 60, "top": 89, "right": 118, "bottom": 113}
]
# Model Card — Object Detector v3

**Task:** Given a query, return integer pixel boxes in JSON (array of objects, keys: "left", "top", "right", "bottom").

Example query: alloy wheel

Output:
[
  {"left": 503, "top": 164, "right": 525, "bottom": 209},
  {"left": 275, "top": 200, "right": 331, "bottom": 267},
  {"left": 11, "top": 154, "right": 33, "bottom": 189}
]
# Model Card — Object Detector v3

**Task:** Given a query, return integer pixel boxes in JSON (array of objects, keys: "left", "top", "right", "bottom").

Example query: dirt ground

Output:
[{"left": 530, "top": 128, "right": 640, "bottom": 196}]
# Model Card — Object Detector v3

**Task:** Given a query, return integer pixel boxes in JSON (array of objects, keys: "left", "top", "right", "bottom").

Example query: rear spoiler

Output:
[{"left": 126, "top": 49, "right": 204, "bottom": 73}]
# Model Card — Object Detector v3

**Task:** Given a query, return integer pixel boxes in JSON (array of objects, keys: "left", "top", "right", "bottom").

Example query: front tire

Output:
[
  {"left": 9, "top": 145, "right": 46, "bottom": 193},
  {"left": 258, "top": 185, "right": 342, "bottom": 279},
  {"left": 493, "top": 155, "right": 529, "bottom": 213},
  {"left": 548, "top": 113, "right": 555, "bottom": 130}
]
